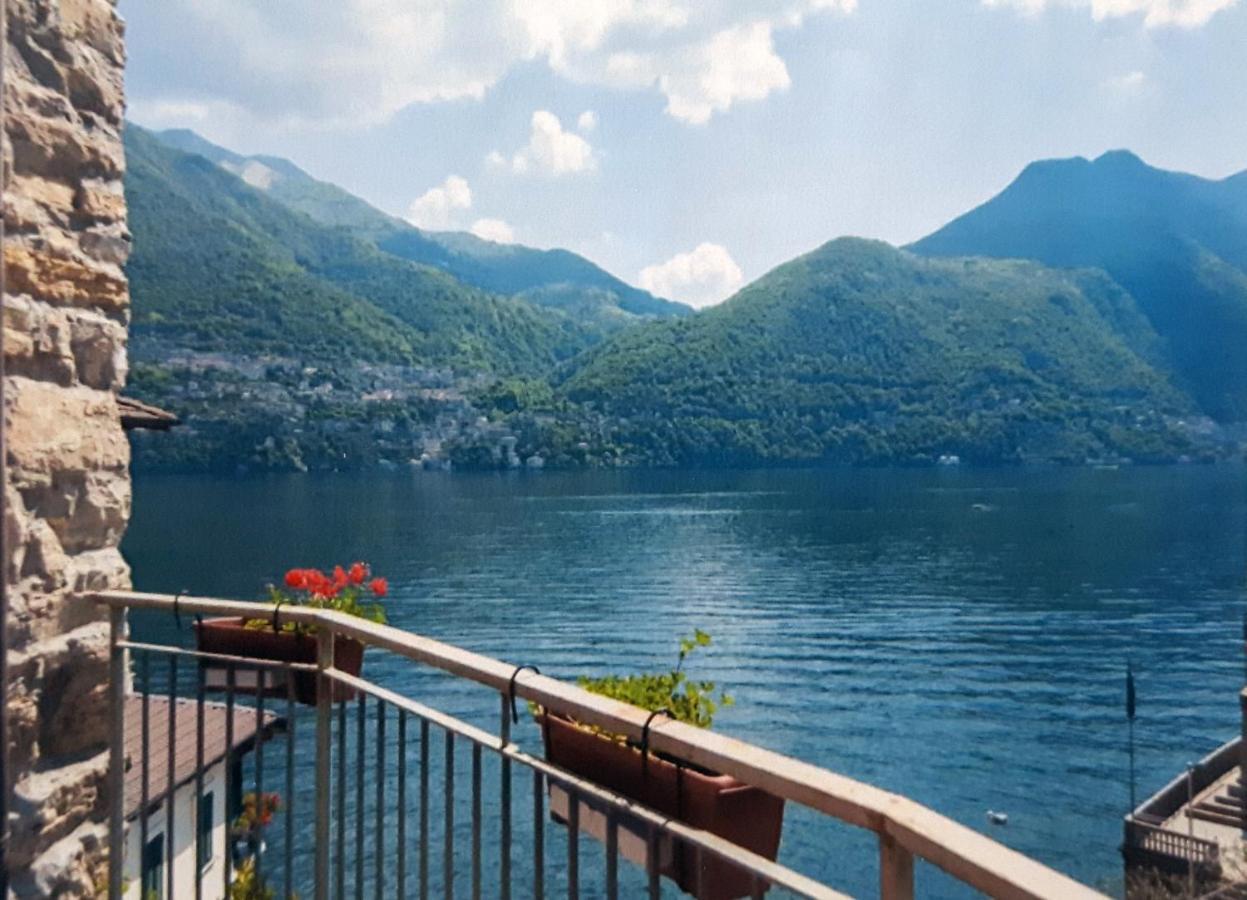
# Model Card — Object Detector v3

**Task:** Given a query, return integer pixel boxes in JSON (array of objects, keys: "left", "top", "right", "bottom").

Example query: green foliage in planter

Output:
[{"left": 574, "top": 630, "right": 733, "bottom": 730}]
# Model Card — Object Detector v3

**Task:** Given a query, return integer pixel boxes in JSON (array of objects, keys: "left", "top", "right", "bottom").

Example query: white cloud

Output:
[
  {"left": 126, "top": 98, "right": 214, "bottom": 125},
  {"left": 469, "top": 218, "right": 516, "bottom": 243},
  {"left": 639, "top": 243, "right": 744, "bottom": 308},
  {"left": 514, "top": 0, "right": 691, "bottom": 69},
  {"left": 577, "top": 110, "right": 599, "bottom": 132},
  {"left": 1103, "top": 69, "right": 1147, "bottom": 92},
  {"left": 660, "top": 22, "right": 792, "bottom": 125},
  {"left": 982, "top": 0, "right": 1239, "bottom": 27},
  {"left": 492, "top": 110, "right": 597, "bottom": 176},
  {"left": 406, "top": 175, "right": 472, "bottom": 229},
  {"left": 124, "top": 1, "right": 858, "bottom": 130}
]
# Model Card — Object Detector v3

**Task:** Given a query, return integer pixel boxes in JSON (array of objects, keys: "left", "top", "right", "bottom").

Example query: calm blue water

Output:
[{"left": 123, "top": 466, "right": 1247, "bottom": 898}]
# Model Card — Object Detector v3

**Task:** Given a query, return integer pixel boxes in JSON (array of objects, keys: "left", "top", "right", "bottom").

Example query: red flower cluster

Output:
[
  {"left": 284, "top": 563, "right": 387, "bottom": 598},
  {"left": 238, "top": 791, "right": 281, "bottom": 829}
]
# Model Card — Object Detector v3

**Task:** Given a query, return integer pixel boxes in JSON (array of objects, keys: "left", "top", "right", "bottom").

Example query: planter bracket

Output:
[
  {"left": 172, "top": 589, "right": 187, "bottom": 630},
  {"left": 508, "top": 664, "right": 541, "bottom": 723},
  {"left": 640, "top": 708, "right": 672, "bottom": 779}
]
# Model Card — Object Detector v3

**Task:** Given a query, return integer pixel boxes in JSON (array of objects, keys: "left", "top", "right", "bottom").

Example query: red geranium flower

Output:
[
  {"left": 284, "top": 569, "right": 307, "bottom": 590},
  {"left": 333, "top": 565, "right": 348, "bottom": 588},
  {"left": 369, "top": 577, "right": 388, "bottom": 598},
  {"left": 348, "top": 562, "right": 366, "bottom": 585},
  {"left": 305, "top": 569, "right": 331, "bottom": 596}
]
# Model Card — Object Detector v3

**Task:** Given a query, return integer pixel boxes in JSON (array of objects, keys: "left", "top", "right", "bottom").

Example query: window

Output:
[
  {"left": 141, "top": 834, "right": 163, "bottom": 900},
  {"left": 198, "top": 790, "right": 215, "bottom": 871}
]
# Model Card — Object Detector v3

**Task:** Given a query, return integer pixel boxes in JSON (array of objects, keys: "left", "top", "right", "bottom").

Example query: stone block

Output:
[
  {"left": 4, "top": 86, "right": 123, "bottom": 182},
  {"left": 6, "top": 378, "right": 130, "bottom": 476},
  {"left": 9, "top": 751, "right": 107, "bottom": 870},
  {"left": 2, "top": 295, "right": 78, "bottom": 385},
  {"left": 3, "top": 243, "right": 127, "bottom": 312},
  {"left": 72, "top": 177, "right": 124, "bottom": 224},
  {"left": 78, "top": 221, "right": 130, "bottom": 268},
  {"left": 29, "top": 622, "right": 112, "bottom": 759},
  {"left": 69, "top": 308, "right": 126, "bottom": 389}
]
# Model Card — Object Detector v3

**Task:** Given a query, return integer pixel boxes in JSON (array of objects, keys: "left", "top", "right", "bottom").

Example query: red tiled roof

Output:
[
  {"left": 122, "top": 695, "right": 279, "bottom": 820},
  {"left": 118, "top": 395, "right": 179, "bottom": 431}
]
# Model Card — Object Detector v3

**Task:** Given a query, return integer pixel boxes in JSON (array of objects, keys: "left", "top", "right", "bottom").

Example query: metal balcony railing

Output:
[{"left": 91, "top": 589, "right": 1107, "bottom": 900}]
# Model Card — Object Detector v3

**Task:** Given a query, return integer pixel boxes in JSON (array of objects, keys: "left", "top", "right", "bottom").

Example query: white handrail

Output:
[{"left": 91, "top": 589, "right": 1107, "bottom": 900}]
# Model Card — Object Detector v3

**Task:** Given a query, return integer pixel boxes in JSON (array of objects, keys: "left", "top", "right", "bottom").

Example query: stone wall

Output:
[{"left": 3, "top": 0, "right": 131, "bottom": 895}]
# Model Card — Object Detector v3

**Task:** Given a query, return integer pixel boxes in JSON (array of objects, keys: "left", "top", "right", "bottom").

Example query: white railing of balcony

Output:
[{"left": 92, "top": 589, "right": 1107, "bottom": 900}]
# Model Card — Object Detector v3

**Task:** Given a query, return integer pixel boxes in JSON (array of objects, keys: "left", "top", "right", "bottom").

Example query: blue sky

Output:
[{"left": 120, "top": 0, "right": 1247, "bottom": 307}]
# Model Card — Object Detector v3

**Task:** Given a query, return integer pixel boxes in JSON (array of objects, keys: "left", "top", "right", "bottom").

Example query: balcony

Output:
[
  {"left": 1122, "top": 731, "right": 1247, "bottom": 893},
  {"left": 92, "top": 589, "right": 1106, "bottom": 899}
]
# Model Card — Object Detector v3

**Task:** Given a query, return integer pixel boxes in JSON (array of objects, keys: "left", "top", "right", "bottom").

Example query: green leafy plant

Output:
[
  {"left": 559, "top": 630, "right": 733, "bottom": 734},
  {"left": 228, "top": 793, "right": 289, "bottom": 900},
  {"left": 243, "top": 563, "right": 388, "bottom": 634},
  {"left": 228, "top": 857, "right": 275, "bottom": 900}
]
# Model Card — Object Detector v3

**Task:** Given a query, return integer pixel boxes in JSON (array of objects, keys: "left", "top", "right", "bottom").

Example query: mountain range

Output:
[
  {"left": 152, "top": 128, "right": 689, "bottom": 327},
  {"left": 122, "top": 130, "right": 1245, "bottom": 471},
  {"left": 557, "top": 238, "right": 1193, "bottom": 465},
  {"left": 911, "top": 149, "right": 1247, "bottom": 421}
]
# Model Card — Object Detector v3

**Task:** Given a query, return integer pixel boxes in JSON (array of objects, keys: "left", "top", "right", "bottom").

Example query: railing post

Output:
[
  {"left": 499, "top": 694, "right": 512, "bottom": 900},
  {"left": 315, "top": 627, "right": 335, "bottom": 900},
  {"left": 107, "top": 605, "right": 126, "bottom": 899},
  {"left": 879, "top": 832, "right": 914, "bottom": 900}
]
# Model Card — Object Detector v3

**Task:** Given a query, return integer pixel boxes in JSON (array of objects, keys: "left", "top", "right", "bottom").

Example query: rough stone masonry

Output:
[{"left": 3, "top": 0, "right": 132, "bottom": 894}]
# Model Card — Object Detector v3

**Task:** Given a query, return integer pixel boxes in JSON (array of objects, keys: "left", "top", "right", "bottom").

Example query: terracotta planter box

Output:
[
  {"left": 540, "top": 713, "right": 784, "bottom": 900},
  {"left": 194, "top": 617, "right": 364, "bottom": 706}
]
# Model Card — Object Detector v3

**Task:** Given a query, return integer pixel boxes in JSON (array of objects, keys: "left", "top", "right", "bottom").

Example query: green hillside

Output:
[
  {"left": 152, "top": 129, "right": 690, "bottom": 328},
  {"left": 124, "top": 129, "right": 1231, "bottom": 472},
  {"left": 910, "top": 150, "right": 1247, "bottom": 421},
  {"left": 555, "top": 239, "right": 1196, "bottom": 466},
  {"left": 126, "top": 125, "right": 591, "bottom": 374}
]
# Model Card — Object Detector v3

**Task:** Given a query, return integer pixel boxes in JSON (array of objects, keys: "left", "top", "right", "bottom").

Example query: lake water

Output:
[{"left": 123, "top": 465, "right": 1247, "bottom": 898}]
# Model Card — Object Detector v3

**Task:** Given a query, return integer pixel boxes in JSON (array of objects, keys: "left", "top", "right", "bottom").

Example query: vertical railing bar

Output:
[
  {"left": 444, "top": 730, "right": 455, "bottom": 900},
  {"left": 750, "top": 873, "right": 765, "bottom": 900},
  {"left": 376, "top": 699, "right": 387, "bottom": 900},
  {"left": 315, "top": 629, "right": 335, "bottom": 900},
  {"left": 499, "top": 695, "right": 511, "bottom": 900},
  {"left": 647, "top": 826, "right": 660, "bottom": 900},
  {"left": 471, "top": 743, "right": 481, "bottom": 900},
  {"left": 605, "top": 811, "right": 618, "bottom": 900},
  {"left": 106, "top": 606, "right": 125, "bottom": 899},
  {"left": 195, "top": 649, "right": 206, "bottom": 900},
  {"left": 532, "top": 769, "right": 544, "bottom": 900},
  {"left": 420, "top": 719, "right": 430, "bottom": 900},
  {"left": 224, "top": 663, "right": 236, "bottom": 898},
  {"left": 166, "top": 654, "right": 178, "bottom": 900},
  {"left": 255, "top": 667, "right": 266, "bottom": 883},
  {"left": 286, "top": 667, "right": 296, "bottom": 899},
  {"left": 356, "top": 692, "right": 366, "bottom": 900},
  {"left": 567, "top": 791, "right": 579, "bottom": 900},
  {"left": 139, "top": 651, "right": 150, "bottom": 897},
  {"left": 397, "top": 710, "right": 408, "bottom": 900},
  {"left": 337, "top": 696, "right": 347, "bottom": 900}
]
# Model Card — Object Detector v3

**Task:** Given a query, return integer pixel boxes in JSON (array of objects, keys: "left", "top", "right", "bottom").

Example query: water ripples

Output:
[{"left": 125, "top": 464, "right": 1247, "bottom": 898}]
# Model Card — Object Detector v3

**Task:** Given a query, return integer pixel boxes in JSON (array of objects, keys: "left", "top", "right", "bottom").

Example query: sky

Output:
[{"left": 119, "top": 0, "right": 1247, "bottom": 308}]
